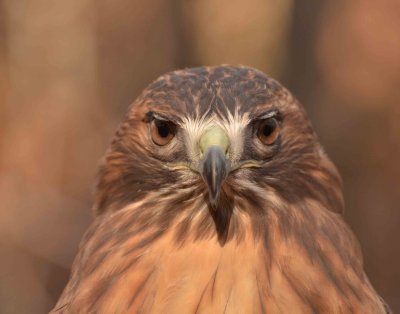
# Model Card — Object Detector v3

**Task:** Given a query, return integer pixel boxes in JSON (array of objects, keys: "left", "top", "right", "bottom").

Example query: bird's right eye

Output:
[{"left": 150, "top": 118, "right": 176, "bottom": 146}]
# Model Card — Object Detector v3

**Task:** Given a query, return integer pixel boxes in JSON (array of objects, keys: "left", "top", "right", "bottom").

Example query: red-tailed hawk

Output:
[{"left": 52, "top": 66, "right": 389, "bottom": 313}]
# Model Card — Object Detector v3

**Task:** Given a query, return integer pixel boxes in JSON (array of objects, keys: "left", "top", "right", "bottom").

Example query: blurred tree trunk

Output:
[
  {"left": 0, "top": 0, "right": 100, "bottom": 312},
  {"left": 0, "top": 3, "right": 6, "bottom": 149},
  {"left": 96, "top": 0, "right": 179, "bottom": 117}
]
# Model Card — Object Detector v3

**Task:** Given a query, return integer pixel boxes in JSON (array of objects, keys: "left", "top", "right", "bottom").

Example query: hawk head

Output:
[{"left": 94, "top": 65, "right": 343, "bottom": 241}]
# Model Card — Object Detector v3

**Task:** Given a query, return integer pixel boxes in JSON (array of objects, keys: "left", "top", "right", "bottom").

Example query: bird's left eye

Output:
[
  {"left": 150, "top": 119, "right": 176, "bottom": 146},
  {"left": 257, "top": 117, "right": 280, "bottom": 145}
]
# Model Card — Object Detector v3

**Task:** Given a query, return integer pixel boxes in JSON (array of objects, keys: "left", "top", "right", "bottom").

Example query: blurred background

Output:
[{"left": 0, "top": 0, "right": 399, "bottom": 312}]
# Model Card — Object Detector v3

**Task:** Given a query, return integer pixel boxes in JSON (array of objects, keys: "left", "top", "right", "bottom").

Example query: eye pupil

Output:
[
  {"left": 157, "top": 122, "right": 170, "bottom": 138},
  {"left": 262, "top": 123, "right": 274, "bottom": 137}
]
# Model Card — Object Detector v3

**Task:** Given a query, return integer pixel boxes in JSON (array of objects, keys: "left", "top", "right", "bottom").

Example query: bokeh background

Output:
[{"left": 0, "top": 0, "right": 399, "bottom": 312}]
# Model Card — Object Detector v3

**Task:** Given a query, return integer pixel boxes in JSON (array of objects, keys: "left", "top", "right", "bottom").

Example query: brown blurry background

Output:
[{"left": 0, "top": 0, "right": 399, "bottom": 312}]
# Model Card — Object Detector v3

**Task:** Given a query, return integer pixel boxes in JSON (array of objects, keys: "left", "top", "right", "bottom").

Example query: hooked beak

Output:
[{"left": 199, "top": 126, "right": 230, "bottom": 208}]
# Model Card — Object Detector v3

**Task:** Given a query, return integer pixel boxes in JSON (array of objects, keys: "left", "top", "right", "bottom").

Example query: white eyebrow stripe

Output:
[
  {"left": 257, "top": 109, "right": 278, "bottom": 120},
  {"left": 152, "top": 113, "right": 169, "bottom": 121}
]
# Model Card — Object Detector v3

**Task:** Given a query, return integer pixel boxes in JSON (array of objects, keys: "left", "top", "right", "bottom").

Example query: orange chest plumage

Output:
[{"left": 56, "top": 213, "right": 386, "bottom": 314}]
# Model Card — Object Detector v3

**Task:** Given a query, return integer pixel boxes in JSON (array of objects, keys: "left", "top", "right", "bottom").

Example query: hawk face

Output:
[{"left": 95, "top": 66, "right": 343, "bottom": 242}]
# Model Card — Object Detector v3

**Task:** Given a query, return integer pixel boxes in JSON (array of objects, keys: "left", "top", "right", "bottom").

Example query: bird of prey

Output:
[{"left": 52, "top": 66, "right": 389, "bottom": 313}]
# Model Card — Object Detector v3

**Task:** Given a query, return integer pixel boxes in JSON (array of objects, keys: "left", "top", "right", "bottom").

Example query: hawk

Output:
[{"left": 52, "top": 66, "right": 389, "bottom": 313}]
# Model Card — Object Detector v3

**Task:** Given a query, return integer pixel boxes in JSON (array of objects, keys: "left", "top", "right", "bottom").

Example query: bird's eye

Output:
[
  {"left": 150, "top": 119, "right": 176, "bottom": 146},
  {"left": 257, "top": 118, "right": 280, "bottom": 145}
]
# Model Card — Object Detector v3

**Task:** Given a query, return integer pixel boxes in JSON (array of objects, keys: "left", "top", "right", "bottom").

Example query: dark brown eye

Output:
[
  {"left": 257, "top": 118, "right": 280, "bottom": 145},
  {"left": 150, "top": 119, "right": 175, "bottom": 146}
]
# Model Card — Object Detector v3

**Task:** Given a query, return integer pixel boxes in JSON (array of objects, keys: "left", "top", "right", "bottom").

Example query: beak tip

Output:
[{"left": 209, "top": 193, "right": 220, "bottom": 209}]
